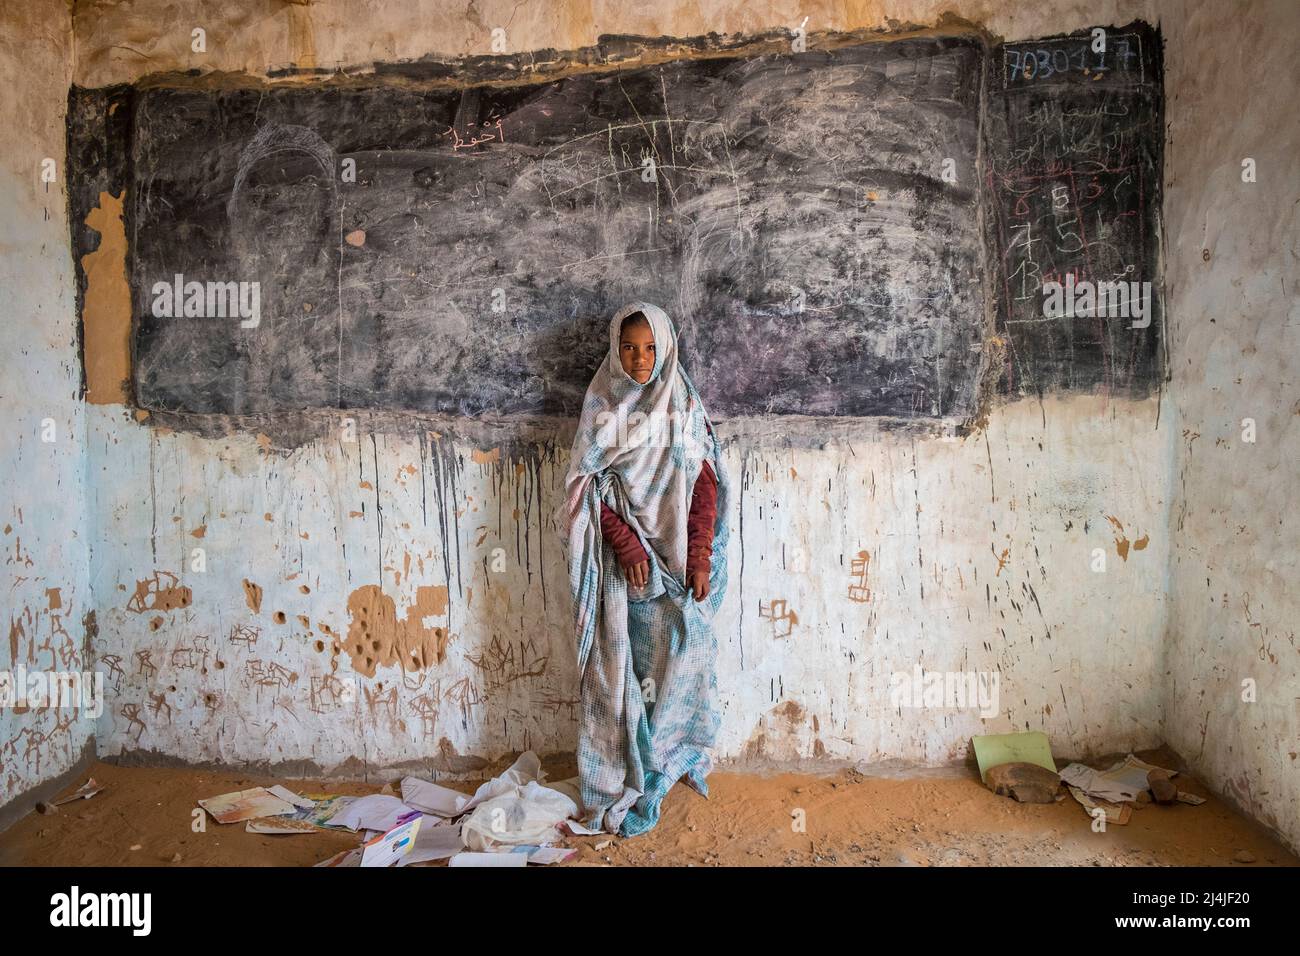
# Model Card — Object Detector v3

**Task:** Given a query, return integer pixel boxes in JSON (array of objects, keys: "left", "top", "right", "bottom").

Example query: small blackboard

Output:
[{"left": 983, "top": 22, "right": 1164, "bottom": 396}]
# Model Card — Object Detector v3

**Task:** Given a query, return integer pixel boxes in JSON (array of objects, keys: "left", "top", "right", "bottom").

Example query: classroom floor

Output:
[{"left": 1, "top": 751, "right": 1293, "bottom": 867}]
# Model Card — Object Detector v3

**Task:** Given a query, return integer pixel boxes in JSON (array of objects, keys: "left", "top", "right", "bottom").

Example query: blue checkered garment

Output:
[{"left": 556, "top": 302, "right": 730, "bottom": 837}]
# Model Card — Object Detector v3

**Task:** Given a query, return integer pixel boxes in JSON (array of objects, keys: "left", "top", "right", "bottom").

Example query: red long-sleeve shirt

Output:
[{"left": 599, "top": 428, "right": 719, "bottom": 576}]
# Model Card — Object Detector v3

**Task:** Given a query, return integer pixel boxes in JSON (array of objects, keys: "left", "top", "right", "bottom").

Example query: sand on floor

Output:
[{"left": 0, "top": 752, "right": 1293, "bottom": 867}]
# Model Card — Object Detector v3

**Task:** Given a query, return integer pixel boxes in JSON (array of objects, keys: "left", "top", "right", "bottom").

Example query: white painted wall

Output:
[
  {"left": 1161, "top": 0, "right": 1300, "bottom": 851},
  {"left": 0, "top": 0, "right": 96, "bottom": 812},
  {"left": 84, "top": 394, "right": 1171, "bottom": 774}
]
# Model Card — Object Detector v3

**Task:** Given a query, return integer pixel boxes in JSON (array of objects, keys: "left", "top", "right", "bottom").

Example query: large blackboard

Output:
[
  {"left": 119, "top": 37, "right": 987, "bottom": 420},
  {"left": 69, "top": 25, "right": 1165, "bottom": 423},
  {"left": 983, "top": 22, "right": 1164, "bottom": 396}
]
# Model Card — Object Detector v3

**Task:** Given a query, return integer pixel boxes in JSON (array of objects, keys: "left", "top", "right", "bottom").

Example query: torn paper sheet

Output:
[
  {"left": 198, "top": 787, "right": 296, "bottom": 824},
  {"left": 325, "top": 794, "right": 414, "bottom": 833},
  {"left": 361, "top": 815, "right": 422, "bottom": 867},
  {"left": 397, "top": 820, "right": 465, "bottom": 867},
  {"left": 483, "top": 845, "right": 577, "bottom": 864},
  {"left": 315, "top": 847, "right": 363, "bottom": 867},
  {"left": 289, "top": 794, "right": 354, "bottom": 828},
  {"left": 1067, "top": 785, "right": 1132, "bottom": 825},
  {"left": 526, "top": 847, "right": 578, "bottom": 865},
  {"left": 1176, "top": 792, "right": 1207, "bottom": 806},
  {"left": 448, "top": 852, "right": 528, "bottom": 867},
  {"left": 400, "top": 776, "right": 466, "bottom": 817},
  {"left": 561, "top": 820, "right": 604, "bottom": 836},
  {"left": 266, "top": 785, "right": 315, "bottom": 809},
  {"left": 246, "top": 816, "right": 318, "bottom": 835},
  {"left": 1058, "top": 754, "right": 1176, "bottom": 803}
]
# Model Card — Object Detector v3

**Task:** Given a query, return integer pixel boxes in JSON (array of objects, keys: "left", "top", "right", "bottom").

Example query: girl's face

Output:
[{"left": 619, "top": 321, "right": 656, "bottom": 384}]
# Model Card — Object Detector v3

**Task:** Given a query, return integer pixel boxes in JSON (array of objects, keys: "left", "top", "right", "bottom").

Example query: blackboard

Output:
[
  {"left": 68, "top": 25, "right": 1165, "bottom": 423},
  {"left": 983, "top": 22, "right": 1164, "bottom": 396},
  {"left": 119, "top": 37, "right": 987, "bottom": 420}
]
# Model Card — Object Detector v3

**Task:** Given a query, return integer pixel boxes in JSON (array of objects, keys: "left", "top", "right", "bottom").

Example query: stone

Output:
[
  {"left": 1147, "top": 769, "right": 1178, "bottom": 804},
  {"left": 1233, "top": 849, "right": 1256, "bottom": 864},
  {"left": 984, "top": 762, "right": 1062, "bottom": 804}
]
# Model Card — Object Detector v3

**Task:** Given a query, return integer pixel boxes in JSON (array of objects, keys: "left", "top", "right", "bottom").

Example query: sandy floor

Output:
[{"left": 1, "top": 752, "right": 1294, "bottom": 867}]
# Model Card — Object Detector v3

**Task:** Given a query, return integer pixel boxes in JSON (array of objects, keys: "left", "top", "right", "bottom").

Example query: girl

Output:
[{"left": 557, "top": 302, "right": 730, "bottom": 836}]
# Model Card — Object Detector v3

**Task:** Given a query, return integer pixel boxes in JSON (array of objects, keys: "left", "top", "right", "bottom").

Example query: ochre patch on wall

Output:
[
  {"left": 345, "top": 584, "right": 451, "bottom": 678},
  {"left": 125, "top": 571, "right": 192, "bottom": 612},
  {"left": 1105, "top": 516, "right": 1149, "bottom": 562},
  {"left": 243, "top": 579, "right": 263, "bottom": 613},
  {"left": 81, "top": 190, "right": 132, "bottom": 404}
]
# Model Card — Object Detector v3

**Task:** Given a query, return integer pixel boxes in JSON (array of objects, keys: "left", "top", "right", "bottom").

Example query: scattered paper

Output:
[
  {"left": 290, "top": 794, "right": 354, "bottom": 828},
  {"left": 324, "top": 794, "right": 414, "bottom": 833},
  {"left": 397, "top": 820, "right": 466, "bottom": 867},
  {"left": 462, "top": 779, "right": 577, "bottom": 851},
  {"left": 527, "top": 847, "right": 578, "bottom": 865},
  {"left": 561, "top": 820, "right": 604, "bottom": 836},
  {"left": 361, "top": 815, "right": 423, "bottom": 867},
  {"left": 1176, "top": 792, "right": 1206, "bottom": 806},
  {"left": 266, "top": 785, "right": 315, "bottom": 809},
  {"left": 314, "top": 847, "right": 363, "bottom": 868},
  {"left": 1067, "top": 784, "right": 1132, "bottom": 825},
  {"left": 400, "top": 776, "right": 466, "bottom": 817},
  {"left": 198, "top": 787, "right": 296, "bottom": 824},
  {"left": 1059, "top": 754, "right": 1176, "bottom": 803},
  {"left": 448, "top": 852, "right": 528, "bottom": 868},
  {"left": 398, "top": 755, "right": 596, "bottom": 849},
  {"left": 246, "top": 816, "right": 318, "bottom": 834}
]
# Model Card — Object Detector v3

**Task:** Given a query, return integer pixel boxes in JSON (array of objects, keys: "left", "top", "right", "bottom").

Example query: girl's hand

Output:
[
  {"left": 688, "top": 569, "right": 710, "bottom": 601},
  {"left": 622, "top": 559, "right": 649, "bottom": 588}
]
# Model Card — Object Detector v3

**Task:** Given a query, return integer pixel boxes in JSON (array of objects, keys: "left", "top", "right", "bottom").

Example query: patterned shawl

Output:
[{"left": 556, "top": 302, "right": 730, "bottom": 835}]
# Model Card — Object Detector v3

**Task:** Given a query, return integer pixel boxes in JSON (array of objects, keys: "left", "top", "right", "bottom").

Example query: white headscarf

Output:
[{"left": 558, "top": 301, "right": 714, "bottom": 581}]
